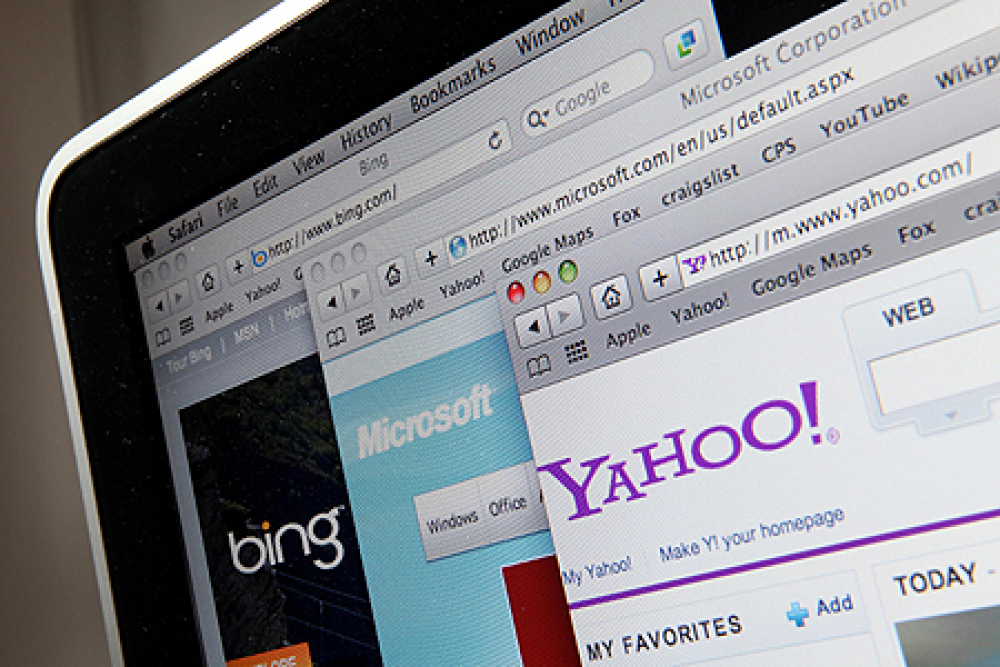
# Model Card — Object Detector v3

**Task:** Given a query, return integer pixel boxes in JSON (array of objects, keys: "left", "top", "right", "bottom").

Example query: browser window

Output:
[
  {"left": 124, "top": 0, "right": 725, "bottom": 664},
  {"left": 312, "top": 297, "right": 563, "bottom": 664},
  {"left": 294, "top": 3, "right": 728, "bottom": 662},
  {"left": 492, "top": 0, "right": 1000, "bottom": 664},
  {"left": 118, "top": 0, "right": 984, "bottom": 664}
]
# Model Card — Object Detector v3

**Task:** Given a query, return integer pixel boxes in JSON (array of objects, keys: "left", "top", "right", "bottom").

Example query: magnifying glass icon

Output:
[{"left": 527, "top": 108, "right": 548, "bottom": 129}]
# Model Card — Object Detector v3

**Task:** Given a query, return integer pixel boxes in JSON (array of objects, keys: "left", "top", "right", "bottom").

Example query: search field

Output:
[
  {"left": 871, "top": 322, "right": 1000, "bottom": 415},
  {"left": 247, "top": 120, "right": 512, "bottom": 273},
  {"left": 523, "top": 50, "right": 654, "bottom": 137}
]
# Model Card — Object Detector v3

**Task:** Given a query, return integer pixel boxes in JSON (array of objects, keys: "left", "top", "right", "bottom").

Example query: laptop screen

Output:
[{"left": 122, "top": 0, "right": 1000, "bottom": 664}]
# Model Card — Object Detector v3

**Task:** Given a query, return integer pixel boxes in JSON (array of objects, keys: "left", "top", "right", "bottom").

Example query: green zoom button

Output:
[{"left": 559, "top": 260, "right": 579, "bottom": 284}]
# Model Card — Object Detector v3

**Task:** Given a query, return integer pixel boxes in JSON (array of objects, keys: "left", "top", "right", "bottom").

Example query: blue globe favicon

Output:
[{"left": 448, "top": 235, "right": 467, "bottom": 259}]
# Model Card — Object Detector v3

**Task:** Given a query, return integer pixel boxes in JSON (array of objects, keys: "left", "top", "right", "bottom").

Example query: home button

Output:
[{"left": 591, "top": 275, "right": 633, "bottom": 319}]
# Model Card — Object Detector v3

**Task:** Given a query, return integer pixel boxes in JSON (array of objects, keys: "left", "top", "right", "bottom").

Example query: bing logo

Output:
[
  {"left": 228, "top": 506, "right": 346, "bottom": 574},
  {"left": 251, "top": 249, "right": 268, "bottom": 269}
]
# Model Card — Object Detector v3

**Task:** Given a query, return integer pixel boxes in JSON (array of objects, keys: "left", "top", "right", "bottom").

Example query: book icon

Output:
[
  {"left": 326, "top": 326, "right": 347, "bottom": 348},
  {"left": 527, "top": 354, "right": 551, "bottom": 378}
]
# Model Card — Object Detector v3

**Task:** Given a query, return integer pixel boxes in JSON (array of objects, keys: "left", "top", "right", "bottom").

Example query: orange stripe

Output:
[{"left": 226, "top": 642, "right": 312, "bottom": 667}]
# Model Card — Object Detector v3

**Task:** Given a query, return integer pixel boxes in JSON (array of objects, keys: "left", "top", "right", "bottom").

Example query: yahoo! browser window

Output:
[{"left": 494, "top": 0, "right": 1000, "bottom": 664}]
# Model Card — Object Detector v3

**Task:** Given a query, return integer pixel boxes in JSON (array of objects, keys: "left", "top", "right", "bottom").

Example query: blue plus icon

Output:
[{"left": 786, "top": 602, "right": 810, "bottom": 628}]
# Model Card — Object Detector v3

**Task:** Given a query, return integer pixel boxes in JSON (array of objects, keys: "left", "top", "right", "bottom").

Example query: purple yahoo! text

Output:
[{"left": 537, "top": 381, "right": 822, "bottom": 521}]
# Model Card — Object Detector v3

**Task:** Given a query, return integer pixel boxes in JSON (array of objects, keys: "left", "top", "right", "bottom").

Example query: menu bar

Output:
[{"left": 125, "top": 0, "right": 646, "bottom": 270}]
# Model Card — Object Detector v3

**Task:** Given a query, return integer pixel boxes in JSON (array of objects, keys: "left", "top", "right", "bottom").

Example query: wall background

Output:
[{"left": 0, "top": 0, "right": 277, "bottom": 663}]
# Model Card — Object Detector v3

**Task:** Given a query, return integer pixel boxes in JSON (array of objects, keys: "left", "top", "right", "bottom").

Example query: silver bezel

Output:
[{"left": 34, "top": 2, "right": 324, "bottom": 663}]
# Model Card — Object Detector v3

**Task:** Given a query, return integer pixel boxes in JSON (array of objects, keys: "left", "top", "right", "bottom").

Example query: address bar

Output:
[
  {"left": 445, "top": 0, "right": 1000, "bottom": 264},
  {"left": 677, "top": 126, "right": 993, "bottom": 287},
  {"left": 246, "top": 120, "right": 511, "bottom": 273}
]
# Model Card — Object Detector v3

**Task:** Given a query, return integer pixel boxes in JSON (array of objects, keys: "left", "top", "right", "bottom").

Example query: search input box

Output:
[
  {"left": 871, "top": 322, "right": 1000, "bottom": 415},
  {"left": 522, "top": 50, "right": 654, "bottom": 137},
  {"left": 247, "top": 120, "right": 512, "bottom": 273}
]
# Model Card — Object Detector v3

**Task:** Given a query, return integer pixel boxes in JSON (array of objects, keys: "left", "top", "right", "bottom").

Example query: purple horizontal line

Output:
[{"left": 568, "top": 508, "right": 1000, "bottom": 611}]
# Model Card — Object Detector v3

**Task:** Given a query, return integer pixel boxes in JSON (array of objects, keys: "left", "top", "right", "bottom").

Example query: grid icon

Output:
[
  {"left": 565, "top": 340, "right": 589, "bottom": 364},
  {"left": 356, "top": 313, "right": 376, "bottom": 336}
]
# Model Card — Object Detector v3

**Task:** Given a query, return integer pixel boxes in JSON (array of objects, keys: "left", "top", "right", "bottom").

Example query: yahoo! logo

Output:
[
  {"left": 682, "top": 254, "right": 707, "bottom": 274},
  {"left": 538, "top": 382, "right": 826, "bottom": 521}
]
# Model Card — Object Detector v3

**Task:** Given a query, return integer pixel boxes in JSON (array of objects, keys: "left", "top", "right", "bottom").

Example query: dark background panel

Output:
[{"left": 714, "top": 0, "right": 846, "bottom": 55}]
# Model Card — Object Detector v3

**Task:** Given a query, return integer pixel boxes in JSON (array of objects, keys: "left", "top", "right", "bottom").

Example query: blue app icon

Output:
[
  {"left": 251, "top": 249, "right": 268, "bottom": 268},
  {"left": 678, "top": 29, "right": 696, "bottom": 57},
  {"left": 448, "top": 235, "right": 467, "bottom": 259}
]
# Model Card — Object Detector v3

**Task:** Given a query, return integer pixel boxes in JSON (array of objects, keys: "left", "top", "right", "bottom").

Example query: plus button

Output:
[
  {"left": 786, "top": 602, "right": 809, "bottom": 628},
  {"left": 425, "top": 249, "right": 439, "bottom": 267},
  {"left": 653, "top": 269, "right": 669, "bottom": 287}
]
